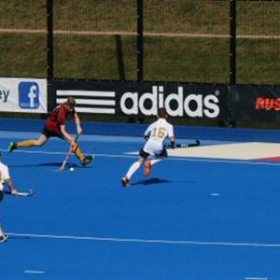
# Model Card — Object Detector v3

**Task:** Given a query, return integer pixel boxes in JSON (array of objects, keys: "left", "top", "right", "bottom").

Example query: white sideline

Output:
[{"left": 7, "top": 232, "right": 280, "bottom": 248}]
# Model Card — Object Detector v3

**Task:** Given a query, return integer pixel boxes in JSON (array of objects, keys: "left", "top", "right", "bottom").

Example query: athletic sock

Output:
[
  {"left": 17, "top": 140, "right": 34, "bottom": 147},
  {"left": 126, "top": 161, "right": 141, "bottom": 179},
  {"left": 150, "top": 159, "right": 162, "bottom": 166},
  {"left": 0, "top": 222, "right": 4, "bottom": 236},
  {"left": 73, "top": 146, "right": 84, "bottom": 162}
]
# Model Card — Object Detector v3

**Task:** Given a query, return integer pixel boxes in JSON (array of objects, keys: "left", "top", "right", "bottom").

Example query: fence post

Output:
[
  {"left": 137, "top": 0, "right": 144, "bottom": 82},
  {"left": 229, "top": 0, "right": 237, "bottom": 127},
  {"left": 230, "top": 0, "right": 236, "bottom": 85},
  {"left": 47, "top": 0, "right": 54, "bottom": 80},
  {"left": 115, "top": 35, "right": 126, "bottom": 81}
]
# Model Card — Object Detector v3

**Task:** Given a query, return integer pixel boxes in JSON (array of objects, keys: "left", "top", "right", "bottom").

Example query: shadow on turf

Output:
[
  {"left": 9, "top": 162, "right": 81, "bottom": 168},
  {"left": 8, "top": 235, "right": 31, "bottom": 240},
  {"left": 132, "top": 177, "right": 171, "bottom": 187}
]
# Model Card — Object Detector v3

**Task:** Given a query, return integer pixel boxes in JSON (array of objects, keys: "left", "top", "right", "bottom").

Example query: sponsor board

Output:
[
  {"left": 53, "top": 81, "right": 229, "bottom": 119},
  {"left": 0, "top": 78, "right": 47, "bottom": 113},
  {"left": 231, "top": 85, "right": 280, "bottom": 121}
]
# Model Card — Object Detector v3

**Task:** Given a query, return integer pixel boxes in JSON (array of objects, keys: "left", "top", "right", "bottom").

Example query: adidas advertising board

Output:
[{"left": 53, "top": 81, "right": 229, "bottom": 119}]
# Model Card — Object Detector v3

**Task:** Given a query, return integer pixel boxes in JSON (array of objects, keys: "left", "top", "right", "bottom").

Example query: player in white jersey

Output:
[
  {"left": 0, "top": 151, "right": 18, "bottom": 242},
  {"left": 121, "top": 107, "right": 175, "bottom": 187}
]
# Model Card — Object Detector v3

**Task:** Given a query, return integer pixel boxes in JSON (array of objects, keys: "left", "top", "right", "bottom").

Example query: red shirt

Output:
[{"left": 44, "top": 102, "right": 75, "bottom": 136}]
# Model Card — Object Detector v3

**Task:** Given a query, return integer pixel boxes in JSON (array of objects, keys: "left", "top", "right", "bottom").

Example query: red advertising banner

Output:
[{"left": 231, "top": 85, "right": 280, "bottom": 122}]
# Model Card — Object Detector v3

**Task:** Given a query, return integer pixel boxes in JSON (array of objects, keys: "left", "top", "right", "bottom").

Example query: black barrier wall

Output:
[{"left": 51, "top": 80, "right": 280, "bottom": 122}]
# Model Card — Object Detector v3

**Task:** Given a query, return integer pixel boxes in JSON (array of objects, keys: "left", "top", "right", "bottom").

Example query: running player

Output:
[
  {"left": 0, "top": 151, "right": 18, "bottom": 242},
  {"left": 121, "top": 107, "right": 175, "bottom": 187},
  {"left": 8, "top": 97, "right": 93, "bottom": 166}
]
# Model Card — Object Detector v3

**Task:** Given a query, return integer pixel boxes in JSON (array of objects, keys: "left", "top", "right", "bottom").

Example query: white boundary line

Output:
[
  {"left": 245, "top": 278, "right": 268, "bottom": 280},
  {"left": 1, "top": 148, "right": 280, "bottom": 166},
  {"left": 7, "top": 232, "right": 280, "bottom": 248},
  {"left": 24, "top": 270, "right": 45, "bottom": 274}
]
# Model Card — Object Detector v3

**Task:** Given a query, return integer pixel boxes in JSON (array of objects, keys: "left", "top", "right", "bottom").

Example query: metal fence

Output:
[{"left": 1, "top": 0, "right": 280, "bottom": 85}]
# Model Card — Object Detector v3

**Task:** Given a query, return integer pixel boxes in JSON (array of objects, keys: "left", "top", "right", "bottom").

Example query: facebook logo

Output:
[{"left": 18, "top": 81, "right": 40, "bottom": 109}]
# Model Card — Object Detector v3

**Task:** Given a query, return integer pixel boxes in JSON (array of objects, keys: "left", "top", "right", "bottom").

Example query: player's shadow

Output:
[
  {"left": 9, "top": 162, "right": 80, "bottom": 168},
  {"left": 132, "top": 177, "right": 171, "bottom": 187},
  {"left": 8, "top": 235, "right": 31, "bottom": 240},
  {"left": 38, "top": 162, "right": 80, "bottom": 168}
]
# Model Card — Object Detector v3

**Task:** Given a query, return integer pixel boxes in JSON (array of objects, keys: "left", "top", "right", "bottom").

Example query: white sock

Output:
[
  {"left": 150, "top": 159, "right": 162, "bottom": 166},
  {"left": 0, "top": 221, "right": 4, "bottom": 236},
  {"left": 126, "top": 161, "right": 141, "bottom": 179}
]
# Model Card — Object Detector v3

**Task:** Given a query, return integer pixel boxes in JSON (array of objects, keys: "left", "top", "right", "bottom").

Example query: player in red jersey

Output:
[{"left": 8, "top": 97, "right": 93, "bottom": 166}]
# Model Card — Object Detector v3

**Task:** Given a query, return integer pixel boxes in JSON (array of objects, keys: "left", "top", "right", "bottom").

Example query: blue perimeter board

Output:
[{"left": 0, "top": 117, "right": 280, "bottom": 280}]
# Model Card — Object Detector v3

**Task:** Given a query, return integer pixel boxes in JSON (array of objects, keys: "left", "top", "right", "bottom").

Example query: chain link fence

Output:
[{"left": 0, "top": 0, "right": 280, "bottom": 85}]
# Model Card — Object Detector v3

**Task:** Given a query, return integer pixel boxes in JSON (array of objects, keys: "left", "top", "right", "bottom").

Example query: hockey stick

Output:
[
  {"left": 5, "top": 189, "right": 34, "bottom": 197},
  {"left": 59, "top": 134, "right": 80, "bottom": 172},
  {"left": 167, "top": 140, "right": 200, "bottom": 148}
]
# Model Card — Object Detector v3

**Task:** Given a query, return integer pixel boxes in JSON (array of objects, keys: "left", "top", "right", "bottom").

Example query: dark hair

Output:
[
  {"left": 157, "top": 107, "right": 167, "bottom": 118},
  {"left": 67, "top": 97, "right": 76, "bottom": 108}
]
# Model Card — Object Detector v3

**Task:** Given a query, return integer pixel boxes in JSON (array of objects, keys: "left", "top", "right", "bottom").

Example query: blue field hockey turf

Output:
[{"left": 0, "top": 124, "right": 280, "bottom": 280}]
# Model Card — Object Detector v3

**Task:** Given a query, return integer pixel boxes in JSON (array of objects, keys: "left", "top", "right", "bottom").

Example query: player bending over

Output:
[
  {"left": 8, "top": 97, "right": 93, "bottom": 166},
  {"left": 0, "top": 151, "right": 18, "bottom": 242},
  {"left": 121, "top": 107, "right": 175, "bottom": 187}
]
